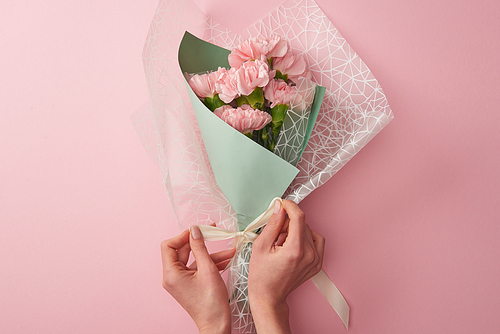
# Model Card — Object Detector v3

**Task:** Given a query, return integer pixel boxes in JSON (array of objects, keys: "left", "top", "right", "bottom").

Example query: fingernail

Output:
[
  {"left": 190, "top": 225, "right": 201, "bottom": 239},
  {"left": 274, "top": 200, "right": 281, "bottom": 214}
]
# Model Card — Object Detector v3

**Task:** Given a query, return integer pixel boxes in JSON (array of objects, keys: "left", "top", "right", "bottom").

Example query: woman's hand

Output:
[
  {"left": 161, "top": 225, "right": 236, "bottom": 334},
  {"left": 248, "top": 200, "right": 325, "bottom": 334}
]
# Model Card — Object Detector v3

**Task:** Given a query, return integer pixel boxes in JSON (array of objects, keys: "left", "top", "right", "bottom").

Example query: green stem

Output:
[
  {"left": 235, "top": 95, "right": 249, "bottom": 107},
  {"left": 244, "top": 87, "right": 265, "bottom": 110},
  {"left": 204, "top": 94, "right": 225, "bottom": 111},
  {"left": 274, "top": 70, "right": 288, "bottom": 82},
  {"left": 270, "top": 104, "right": 288, "bottom": 136}
]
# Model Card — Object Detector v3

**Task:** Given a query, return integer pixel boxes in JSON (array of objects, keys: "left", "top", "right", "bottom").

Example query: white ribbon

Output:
[{"left": 196, "top": 198, "right": 350, "bottom": 329}]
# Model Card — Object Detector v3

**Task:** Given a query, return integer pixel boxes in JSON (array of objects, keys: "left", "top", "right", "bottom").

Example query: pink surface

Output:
[{"left": 1, "top": 0, "right": 499, "bottom": 333}]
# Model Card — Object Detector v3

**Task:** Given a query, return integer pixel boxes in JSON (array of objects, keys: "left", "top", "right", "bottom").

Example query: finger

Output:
[
  {"left": 193, "top": 258, "right": 233, "bottom": 272},
  {"left": 187, "top": 247, "right": 236, "bottom": 270},
  {"left": 182, "top": 223, "right": 217, "bottom": 266},
  {"left": 177, "top": 242, "right": 191, "bottom": 265},
  {"left": 254, "top": 199, "right": 286, "bottom": 250},
  {"left": 160, "top": 229, "right": 190, "bottom": 267},
  {"left": 311, "top": 229, "right": 325, "bottom": 262},
  {"left": 190, "top": 259, "right": 232, "bottom": 271},
  {"left": 304, "top": 226, "right": 320, "bottom": 277},
  {"left": 215, "top": 259, "right": 231, "bottom": 271},
  {"left": 189, "top": 225, "right": 216, "bottom": 272},
  {"left": 281, "top": 200, "right": 306, "bottom": 247},
  {"left": 275, "top": 232, "right": 288, "bottom": 246},
  {"left": 304, "top": 224, "right": 315, "bottom": 248},
  {"left": 279, "top": 216, "right": 290, "bottom": 234},
  {"left": 210, "top": 247, "right": 236, "bottom": 264}
]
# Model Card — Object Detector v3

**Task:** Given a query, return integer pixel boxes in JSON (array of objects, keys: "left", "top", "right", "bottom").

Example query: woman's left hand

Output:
[{"left": 161, "top": 225, "right": 236, "bottom": 334}]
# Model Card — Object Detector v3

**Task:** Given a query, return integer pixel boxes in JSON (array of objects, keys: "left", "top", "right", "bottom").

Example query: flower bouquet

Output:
[
  {"left": 131, "top": 0, "right": 393, "bottom": 332},
  {"left": 180, "top": 31, "right": 324, "bottom": 230}
]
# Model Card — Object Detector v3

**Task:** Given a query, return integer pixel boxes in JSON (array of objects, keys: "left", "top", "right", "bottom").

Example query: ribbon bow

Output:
[{"left": 196, "top": 198, "right": 350, "bottom": 329}]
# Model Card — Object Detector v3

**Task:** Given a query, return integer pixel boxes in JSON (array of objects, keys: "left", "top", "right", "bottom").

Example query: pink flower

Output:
[
  {"left": 228, "top": 35, "right": 288, "bottom": 68},
  {"left": 214, "top": 104, "right": 272, "bottom": 134},
  {"left": 188, "top": 71, "right": 218, "bottom": 98},
  {"left": 272, "top": 50, "right": 307, "bottom": 82},
  {"left": 214, "top": 67, "right": 239, "bottom": 103},
  {"left": 264, "top": 79, "right": 298, "bottom": 108},
  {"left": 235, "top": 58, "right": 274, "bottom": 96}
]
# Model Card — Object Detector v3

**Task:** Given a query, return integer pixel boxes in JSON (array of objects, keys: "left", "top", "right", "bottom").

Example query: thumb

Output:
[
  {"left": 189, "top": 225, "right": 215, "bottom": 272},
  {"left": 255, "top": 199, "right": 285, "bottom": 249}
]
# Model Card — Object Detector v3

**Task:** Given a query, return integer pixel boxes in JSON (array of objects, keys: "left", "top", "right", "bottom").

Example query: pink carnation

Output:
[
  {"left": 228, "top": 35, "right": 288, "bottom": 68},
  {"left": 214, "top": 104, "right": 272, "bottom": 134},
  {"left": 188, "top": 71, "right": 218, "bottom": 98},
  {"left": 272, "top": 50, "right": 307, "bottom": 82},
  {"left": 235, "top": 58, "right": 274, "bottom": 96},
  {"left": 264, "top": 79, "right": 298, "bottom": 108},
  {"left": 214, "top": 67, "right": 239, "bottom": 103}
]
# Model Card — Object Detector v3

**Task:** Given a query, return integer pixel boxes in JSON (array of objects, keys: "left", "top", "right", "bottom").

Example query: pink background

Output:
[{"left": 1, "top": 0, "right": 499, "bottom": 333}]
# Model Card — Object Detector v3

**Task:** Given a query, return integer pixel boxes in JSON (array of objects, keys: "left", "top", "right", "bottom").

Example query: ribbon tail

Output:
[{"left": 311, "top": 270, "right": 350, "bottom": 330}]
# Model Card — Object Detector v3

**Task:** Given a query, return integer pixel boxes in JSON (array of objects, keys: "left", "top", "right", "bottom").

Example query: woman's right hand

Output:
[{"left": 248, "top": 200, "right": 325, "bottom": 334}]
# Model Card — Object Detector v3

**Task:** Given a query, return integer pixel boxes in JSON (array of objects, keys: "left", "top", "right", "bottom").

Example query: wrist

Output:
[
  {"left": 248, "top": 290, "right": 286, "bottom": 314},
  {"left": 250, "top": 298, "right": 291, "bottom": 334},
  {"left": 196, "top": 308, "right": 231, "bottom": 334},
  {"left": 198, "top": 320, "right": 231, "bottom": 334},
  {"left": 196, "top": 302, "right": 231, "bottom": 334}
]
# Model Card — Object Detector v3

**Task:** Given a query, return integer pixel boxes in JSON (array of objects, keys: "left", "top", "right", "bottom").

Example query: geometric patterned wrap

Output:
[{"left": 131, "top": 0, "right": 393, "bottom": 332}]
